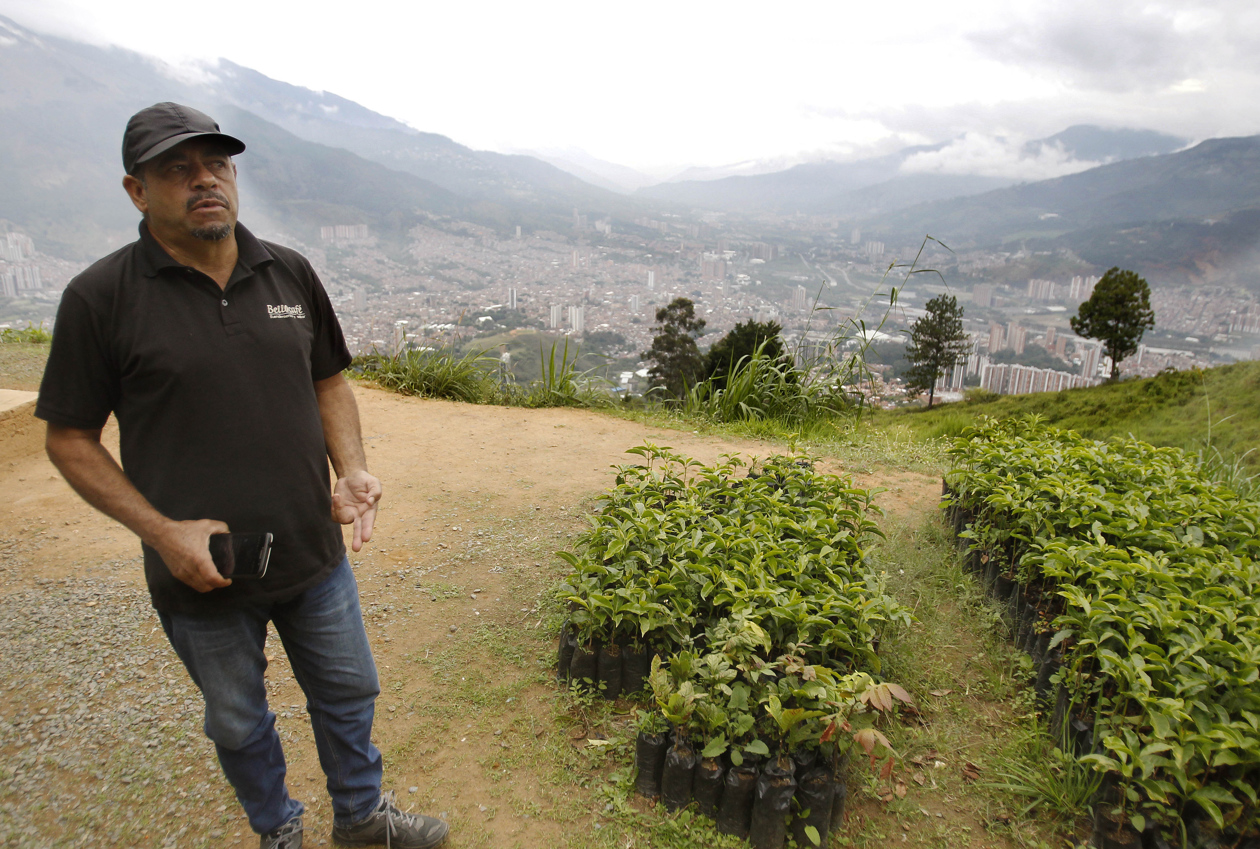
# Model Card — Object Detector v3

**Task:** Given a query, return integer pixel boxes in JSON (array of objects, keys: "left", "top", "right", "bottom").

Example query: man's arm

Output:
[
  {"left": 44, "top": 424, "right": 230, "bottom": 591},
  {"left": 314, "top": 373, "right": 381, "bottom": 552}
]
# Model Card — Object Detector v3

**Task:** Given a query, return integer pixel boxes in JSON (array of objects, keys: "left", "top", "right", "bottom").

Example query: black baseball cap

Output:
[{"left": 122, "top": 102, "right": 246, "bottom": 175}]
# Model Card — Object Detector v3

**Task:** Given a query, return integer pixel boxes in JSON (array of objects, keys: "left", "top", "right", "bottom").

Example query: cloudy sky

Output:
[{"left": 3, "top": 0, "right": 1259, "bottom": 178}]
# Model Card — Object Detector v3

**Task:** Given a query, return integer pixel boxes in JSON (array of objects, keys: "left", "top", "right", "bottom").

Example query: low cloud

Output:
[{"left": 899, "top": 133, "right": 1100, "bottom": 181}]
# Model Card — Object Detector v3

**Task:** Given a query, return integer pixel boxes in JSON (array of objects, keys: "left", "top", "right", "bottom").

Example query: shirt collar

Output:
[{"left": 138, "top": 220, "right": 274, "bottom": 280}]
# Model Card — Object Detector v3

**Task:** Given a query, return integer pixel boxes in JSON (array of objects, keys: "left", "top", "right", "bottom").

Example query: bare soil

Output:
[{"left": 0, "top": 382, "right": 1052, "bottom": 848}]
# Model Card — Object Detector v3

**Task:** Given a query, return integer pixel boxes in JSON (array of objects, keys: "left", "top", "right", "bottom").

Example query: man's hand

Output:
[
  {"left": 45, "top": 424, "right": 231, "bottom": 593},
  {"left": 332, "top": 469, "right": 382, "bottom": 552},
  {"left": 152, "top": 519, "right": 232, "bottom": 592}
]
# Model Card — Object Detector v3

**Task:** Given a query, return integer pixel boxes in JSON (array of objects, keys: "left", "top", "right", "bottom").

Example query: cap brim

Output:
[{"left": 134, "top": 131, "right": 247, "bottom": 170}]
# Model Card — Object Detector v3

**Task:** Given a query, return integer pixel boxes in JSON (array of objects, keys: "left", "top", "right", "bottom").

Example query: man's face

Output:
[{"left": 122, "top": 138, "right": 239, "bottom": 242}]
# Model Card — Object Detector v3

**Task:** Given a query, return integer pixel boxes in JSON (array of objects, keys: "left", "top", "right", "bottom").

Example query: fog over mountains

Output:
[{"left": 2, "top": 12, "right": 1259, "bottom": 284}]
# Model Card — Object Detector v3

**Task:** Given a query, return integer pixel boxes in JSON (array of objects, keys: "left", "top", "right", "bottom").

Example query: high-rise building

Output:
[
  {"left": 700, "top": 256, "right": 726, "bottom": 280},
  {"left": 864, "top": 241, "right": 885, "bottom": 259},
  {"left": 647, "top": 270, "right": 656, "bottom": 290},
  {"left": 0, "top": 232, "right": 34, "bottom": 262},
  {"left": 391, "top": 321, "right": 408, "bottom": 356},
  {"left": 1044, "top": 326, "right": 1056, "bottom": 348},
  {"left": 568, "top": 305, "right": 585, "bottom": 334},
  {"left": 792, "top": 286, "right": 809, "bottom": 312},
  {"left": 320, "top": 224, "right": 369, "bottom": 242},
  {"left": 850, "top": 228, "right": 861, "bottom": 246},
  {"left": 1007, "top": 323, "right": 1027, "bottom": 356},
  {"left": 1070, "top": 275, "right": 1099, "bottom": 300},
  {"left": 549, "top": 305, "right": 562, "bottom": 330},
  {"left": 630, "top": 294, "right": 640, "bottom": 314},
  {"left": 515, "top": 225, "right": 522, "bottom": 239},
  {"left": 1, "top": 265, "right": 42, "bottom": 293},
  {"left": 972, "top": 284, "right": 993, "bottom": 308},
  {"left": 1027, "top": 279, "right": 1057, "bottom": 301},
  {"left": 508, "top": 287, "right": 518, "bottom": 310},
  {"left": 1079, "top": 342, "right": 1102, "bottom": 378},
  {"left": 748, "top": 242, "right": 778, "bottom": 261},
  {"left": 988, "top": 322, "right": 1005, "bottom": 352}
]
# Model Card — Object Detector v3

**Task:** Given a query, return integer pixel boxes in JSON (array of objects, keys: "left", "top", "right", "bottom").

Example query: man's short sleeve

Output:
[
  {"left": 303, "top": 261, "right": 352, "bottom": 381},
  {"left": 35, "top": 288, "right": 119, "bottom": 429}
]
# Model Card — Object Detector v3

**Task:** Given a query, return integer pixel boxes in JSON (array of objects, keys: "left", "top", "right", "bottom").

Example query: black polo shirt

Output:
[{"left": 36, "top": 221, "right": 352, "bottom": 613}]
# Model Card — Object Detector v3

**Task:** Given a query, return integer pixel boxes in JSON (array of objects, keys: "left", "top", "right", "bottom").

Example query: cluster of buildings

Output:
[
  {"left": 319, "top": 216, "right": 810, "bottom": 358},
  {"left": 0, "top": 232, "right": 44, "bottom": 297}
]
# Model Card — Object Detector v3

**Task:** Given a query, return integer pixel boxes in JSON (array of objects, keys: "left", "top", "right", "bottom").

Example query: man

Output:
[{"left": 35, "top": 102, "right": 448, "bottom": 849}]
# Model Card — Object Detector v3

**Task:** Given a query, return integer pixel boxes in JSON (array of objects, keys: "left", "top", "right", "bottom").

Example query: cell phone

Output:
[{"left": 209, "top": 532, "right": 273, "bottom": 579}]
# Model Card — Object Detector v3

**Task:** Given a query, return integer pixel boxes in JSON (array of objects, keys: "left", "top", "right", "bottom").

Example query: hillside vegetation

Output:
[{"left": 877, "top": 361, "right": 1260, "bottom": 473}]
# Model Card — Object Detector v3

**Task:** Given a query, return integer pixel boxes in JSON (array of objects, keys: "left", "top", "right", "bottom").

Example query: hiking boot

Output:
[
  {"left": 331, "top": 792, "right": 448, "bottom": 849},
  {"left": 260, "top": 815, "right": 303, "bottom": 849}
]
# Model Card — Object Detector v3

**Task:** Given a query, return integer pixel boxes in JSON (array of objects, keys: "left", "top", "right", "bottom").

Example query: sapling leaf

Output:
[
  {"left": 701, "top": 735, "right": 728, "bottom": 759},
  {"left": 745, "top": 739, "right": 770, "bottom": 757}
]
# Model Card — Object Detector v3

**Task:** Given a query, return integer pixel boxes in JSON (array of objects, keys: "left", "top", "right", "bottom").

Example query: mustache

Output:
[{"left": 186, "top": 191, "right": 231, "bottom": 212}]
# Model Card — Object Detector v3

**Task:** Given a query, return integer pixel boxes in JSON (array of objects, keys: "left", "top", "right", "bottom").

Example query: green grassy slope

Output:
[{"left": 875, "top": 361, "right": 1260, "bottom": 471}]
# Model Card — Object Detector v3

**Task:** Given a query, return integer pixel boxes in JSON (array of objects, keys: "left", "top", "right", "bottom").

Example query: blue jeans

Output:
[{"left": 159, "top": 556, "right": 383, "bottom": 834}]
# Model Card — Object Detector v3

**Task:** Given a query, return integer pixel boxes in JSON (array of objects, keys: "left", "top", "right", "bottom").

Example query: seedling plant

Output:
[
  {"left": 558, "top": 445, "right": 911, "bottom": 771},
  {"left": 944, "top": 416, "right": 1260, "bottom": 846}
]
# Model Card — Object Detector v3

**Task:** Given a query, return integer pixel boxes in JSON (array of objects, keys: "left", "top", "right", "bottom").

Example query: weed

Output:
[{"left": 0, "top": 322, "right": 50, "bottom": 344}]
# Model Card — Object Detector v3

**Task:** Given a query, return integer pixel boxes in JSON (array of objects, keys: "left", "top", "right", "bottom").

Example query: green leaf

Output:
[
  {"left": 804, "top": 825, "right": 821, "bottom": 846},
  {"left": 701, "top": 735, "right": 728, "bottom": 759},
  {"left": 745, "top": 739, "right": 770, "bottom": 757}
]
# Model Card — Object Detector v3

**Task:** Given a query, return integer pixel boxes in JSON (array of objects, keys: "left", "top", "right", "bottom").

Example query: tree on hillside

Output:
[
  {"left": 703, "top": 320, "right": 795, "bottom": 391},
  {"left": 905, "top": 294, "right": 969, "bottom": 408},
  {"left": 642, "top": 297, "right": 706, "bottom": 400},
  {"left": 1070, "top": 267, "right": 1155, "bottom": 380}
]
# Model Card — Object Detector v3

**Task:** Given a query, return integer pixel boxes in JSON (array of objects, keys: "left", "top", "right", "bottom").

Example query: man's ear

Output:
[{"left": 122, "top": 173, "right": 148, "bottom": 215}]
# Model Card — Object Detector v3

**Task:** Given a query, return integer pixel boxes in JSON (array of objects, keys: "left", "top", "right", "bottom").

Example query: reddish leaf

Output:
[
  {"left": 820, "top": 720, "right": 838, "bottom": 744},
  {"left": 880, "top": 756, "right": 894, "bottom": 781},
  {"left": 854, "top": 728, "right": 878, "bottom": 759},
  {"left": 885, "top": 683, "right": 914, "bottom": 705}
]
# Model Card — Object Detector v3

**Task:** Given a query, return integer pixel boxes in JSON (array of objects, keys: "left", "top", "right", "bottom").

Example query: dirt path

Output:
[{"left": 0, "top": 385, "right": 947, "bottom": 848}]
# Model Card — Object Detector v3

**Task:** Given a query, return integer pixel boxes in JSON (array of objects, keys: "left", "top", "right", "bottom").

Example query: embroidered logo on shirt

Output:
[{"left": 267, "top": 304, "right": 306, "bottom": 319}]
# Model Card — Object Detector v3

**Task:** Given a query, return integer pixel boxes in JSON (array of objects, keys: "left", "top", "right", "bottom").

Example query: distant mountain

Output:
[
  {"left": 1024, "top": 125, "right": 1186, "bottom": 163},
  {"left": 874, "top": 136, "right": 1260, "bottom": 241},
  {"left": 868, "top": 135, "right": 1260, "bottom": 284},
  {"left": 211, "top": 60, "right": 634, "bottom": 214},
  {"left": 638, "top": 126, "right": 1188, "bottom": 216},
  {"left": 0, "top": 16, "right": 632, "bottom": 259},
  {"left": 520, "top": 148, "right": 657, "bottom": 194},
  {"left": 221, "top": 106, "right": 465, "bottom": 231},
  {"left": 638, "top": 145, "right": 957, "bottom": 212}
]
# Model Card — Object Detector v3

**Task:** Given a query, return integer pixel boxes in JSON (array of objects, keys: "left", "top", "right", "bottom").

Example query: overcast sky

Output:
[{"left": 4, "top": 0, "right": 1259, "bottom": 178}]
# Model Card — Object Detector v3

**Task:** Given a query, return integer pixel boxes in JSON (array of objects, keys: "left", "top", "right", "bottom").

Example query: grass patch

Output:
[
  {"left": 876, "top": 361, "right": 1260, "bottom": 474},
  {"left": 351, "top": 339, "right": 617, "bottom": 409}
]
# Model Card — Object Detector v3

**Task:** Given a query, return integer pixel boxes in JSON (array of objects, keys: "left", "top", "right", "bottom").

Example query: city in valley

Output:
[{"left": 1, "top": 210, "right": 1255, "bottom": 406}]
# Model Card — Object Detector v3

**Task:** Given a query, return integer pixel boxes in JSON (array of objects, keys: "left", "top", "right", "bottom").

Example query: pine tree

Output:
[
  {"left": 904, "top": 294, "right": 969, "bottom": 408},
  {"left": 642, "top": 297, "right": 706, "bottom": 400},
  {"left": 1070, "top": 267, "right": 1156, "bottom": 380}
]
